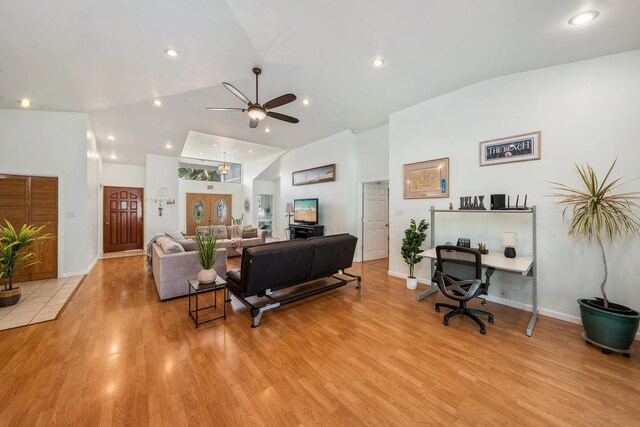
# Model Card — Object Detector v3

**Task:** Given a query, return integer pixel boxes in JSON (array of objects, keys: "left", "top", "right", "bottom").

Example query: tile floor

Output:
[
  {"left": 99, "top": 249, "right": 145, "bottom": 259},
  {"left": 0, "top": 275, "right": 84, "bottom": 331}
]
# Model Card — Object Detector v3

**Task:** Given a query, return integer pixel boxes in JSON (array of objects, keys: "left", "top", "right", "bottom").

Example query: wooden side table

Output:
[{"left": 188, "top": 276, "right": 227, "bottom": 328}]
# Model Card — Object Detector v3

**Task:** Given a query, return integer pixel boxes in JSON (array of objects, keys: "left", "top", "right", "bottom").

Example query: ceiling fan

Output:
[{"left": 207, "top": 68, "right": 300, "bottom": 128}]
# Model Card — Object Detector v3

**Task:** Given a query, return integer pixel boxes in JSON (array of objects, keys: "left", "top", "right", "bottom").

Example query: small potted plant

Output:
[
  {"left": 401, "top": 219, "right": 429, "bottom": 290},
  {"left": 0, "top": 221, "right": 53, "bottom": 307},
  {"left": 551, "top": 160, "right": 640, "bottom": 354},
  {"left": 195, "top": 229, "right": 220, "bottom": 284}
]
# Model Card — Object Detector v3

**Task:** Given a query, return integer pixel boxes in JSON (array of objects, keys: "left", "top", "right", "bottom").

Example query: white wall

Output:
[
  {"left": 145, "top": 154, "right": 179, "bottom": 244},
  {"left": 0, "top": 110, "right": 97, "bottom": 276},
  {"left": 86, "top": 118, "right": 101, "bottom": 268},
  {"left": 243, "top": 153, "right": 284, "bottom": 227},
  {"left": 388, "top": 49, "right": 640, "bottom": 320},
  {"left": 355, "top": 125, "right": 390, "bottom": 260},
  {"left": 280, "top": 130, "right": 357, "bottom": 236},
  {"left": 177, "top": 179, "right": 244, "bottom": 233},
  {"left": 102, "top": 163, "right": 146, "bottom": 188}
]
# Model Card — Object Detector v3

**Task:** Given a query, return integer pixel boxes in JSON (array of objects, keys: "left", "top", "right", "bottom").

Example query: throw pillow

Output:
[
  {"left": 242, "top": 228, "right": 258, "bottom": 238},
  {"left": 176, "top": 239, "right": 197, "bottom": 252},
  {"left": 213, "top": 225, "right": 228, "bottom": 240},
  {"left": 156, "top": 236, "right": 185, "bottom": 254},
  {"left": 229, "top": 225, "right": 244, "bottom": 239},
  {"left": 165, "top": 231, "right": 184, "bottom": 241}
]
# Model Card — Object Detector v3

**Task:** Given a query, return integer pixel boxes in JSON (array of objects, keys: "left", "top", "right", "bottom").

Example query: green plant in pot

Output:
[
  {"left": 195, "top": 229, "right": 220, "bottom": 284},
  {"left": 551, "top": 160, "right": 640, "bottom": 355},
  {"left": 0, "top": 221, "right": 53, "bottom": 307},
  {"left": 401, "top": 219, "right": 429, "bottom": 290}
]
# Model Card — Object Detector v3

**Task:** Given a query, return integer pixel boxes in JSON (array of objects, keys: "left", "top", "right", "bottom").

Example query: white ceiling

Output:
[
  {"left": 180, "top": 131, "right": 285, "bottom": 164},
  {"left": 2, "top": 0, "right": 640, "bottom": 165}
]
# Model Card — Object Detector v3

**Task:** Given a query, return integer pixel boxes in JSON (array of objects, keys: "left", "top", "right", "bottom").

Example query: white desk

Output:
[{"left": 417, "top": 247, "right": 537, "bottom": 336}]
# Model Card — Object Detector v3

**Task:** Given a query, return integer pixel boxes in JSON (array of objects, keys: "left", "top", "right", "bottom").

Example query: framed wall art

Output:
[
  {"left": 403, "top": 157, "right": 449, "bottom": 199},
  {"left": 479, "top": 131, "right": 541, "bottom": 166},
  {"left": 292, "top": 164, "right": 336, "bottom": 186}
]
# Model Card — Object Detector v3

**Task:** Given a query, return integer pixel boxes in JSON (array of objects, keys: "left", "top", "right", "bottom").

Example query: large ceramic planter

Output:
[
  {"left": 0, "top": 288, "right": 21, "bottom": 307},
  {"left": 578, "top": 298, "right": 640, "bottom": 351}
]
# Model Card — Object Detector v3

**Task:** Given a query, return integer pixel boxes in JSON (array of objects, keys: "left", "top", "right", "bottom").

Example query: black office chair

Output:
[{"left": 434, "top": 246, "right": 495, "bottom": 334}]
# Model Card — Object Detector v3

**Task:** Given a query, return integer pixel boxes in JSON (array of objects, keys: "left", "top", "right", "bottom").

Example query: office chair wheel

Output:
[
  {"left": 443, "top": 319, "right": 449, "bottom": 326},
  {"left": 435, "top": 306, "right": 440, "bottom": 312},
  {"left": 488, "top": 317, "right": 494, "bottom": 323},
  {"left": 480, "top": 328, "right": 486, "bottom": 335}
]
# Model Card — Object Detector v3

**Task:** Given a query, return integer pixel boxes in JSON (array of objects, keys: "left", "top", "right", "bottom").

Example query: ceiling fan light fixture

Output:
[{"left": 248, "top": 106, "right": 267, "bottom": 120}]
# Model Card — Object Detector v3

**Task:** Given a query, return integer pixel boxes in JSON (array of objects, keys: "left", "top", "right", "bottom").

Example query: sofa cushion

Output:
[
  {"left": 228, "top": 225, "right": 244, "bottom": 239},
  {"left": 165, "top": 231, "right": 184, "bottom": 241},
  {"left": 213, "top": 225, "right": 228, "bottom": 239},
  {"left": 176, "top": 239, "right": 197, "bottom": 252},
  {"left": 242, "top": 228, "right": 258, "bottom": 238},
  {"left": 156, "top": 236, "right": 185, "bottom": 254}
]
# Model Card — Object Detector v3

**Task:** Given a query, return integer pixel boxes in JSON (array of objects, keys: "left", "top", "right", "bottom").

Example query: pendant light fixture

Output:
[{"left": 219, "top": 152, "right": 230, "bottom": 176}]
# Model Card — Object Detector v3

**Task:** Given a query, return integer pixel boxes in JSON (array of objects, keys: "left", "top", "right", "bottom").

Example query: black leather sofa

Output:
[{"left": 226, "top": 234, "right": 361, "bottom": 327}]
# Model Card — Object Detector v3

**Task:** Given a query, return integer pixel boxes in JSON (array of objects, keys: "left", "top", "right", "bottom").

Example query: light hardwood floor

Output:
[{"left": 0, "top": 255, "right": 638, "bottom": 426}]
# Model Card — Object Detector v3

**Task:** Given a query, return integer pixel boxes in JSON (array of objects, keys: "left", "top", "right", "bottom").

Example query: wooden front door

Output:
[
  {"left": 0, "top": 174, "right": 58, "bottom": 282},
  {"left": 185, "top": 193, "right": 232, "bottom": 236},
  {"left": 103, "top": 187, "right": 144, "bottom": 253}
]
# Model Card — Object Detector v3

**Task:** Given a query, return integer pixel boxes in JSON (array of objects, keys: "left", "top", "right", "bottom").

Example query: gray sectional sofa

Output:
[{"left": 193, "top": 224, "right": 266, "bottom": 257}]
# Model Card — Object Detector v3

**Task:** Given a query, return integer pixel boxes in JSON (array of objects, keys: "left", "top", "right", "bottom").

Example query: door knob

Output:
[{"left": 106, "top": 221, "right": 110, "bottom": 225}]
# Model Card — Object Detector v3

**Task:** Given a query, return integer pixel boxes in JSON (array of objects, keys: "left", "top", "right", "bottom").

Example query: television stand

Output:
[{"left": 289, "top": 223, "right": 324, "bottom": 239}]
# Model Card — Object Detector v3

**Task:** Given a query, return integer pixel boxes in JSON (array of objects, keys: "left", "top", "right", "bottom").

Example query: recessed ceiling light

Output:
[
  {"left": 569, "top": 10, "right": 600, "bottom": 25},
  {"left": 249, "top": 150, "right": 253, "bottom": 153},
  {"left": 212, "top": 144, "right": 217, "bottom": 147},
  {"left": 107, "top": 135, "right": 115, "bottom": 141},
  {"left": 110, "top": 154, "right": 116, "bottom": 160},
  {"left": 18, "top": 98, "right": 31, "bottom": 108},
  {"left": 165, "top": 143, "right": 172, "bottom": 149},
  {"left": 371, "top": 58, "right": 385, "bottom": 67},
  {"left": 153, "top": 99, "right": 162, "bottom": 106},
  {"left": 164, "top": 48, "right": 179, "bottom": 57},
  {"left": 265, "top": 127, "right": 271, "bottom": 133},
  {"left": 302, "top": 99, "right": 310, "bottom": 105},
  {"left": 199, "top": 152, "right": 203, "bottom": 156}
]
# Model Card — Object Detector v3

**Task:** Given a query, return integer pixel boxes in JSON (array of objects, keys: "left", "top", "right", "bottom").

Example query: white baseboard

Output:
[
  {"left": 60, "top": 256, "right": 98, "bottom": 278},
  {"left": 387, "top": 270, "right": 639, "bottom": 341}
]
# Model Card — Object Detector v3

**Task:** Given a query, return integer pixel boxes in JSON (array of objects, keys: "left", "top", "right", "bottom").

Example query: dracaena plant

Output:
[
  {"left": 195, "top": 229, "right": 219, "bottom": 270},
  {"left": 550, "top": 160, "right": 640, "bottom": 308},
  {"left": 401, "top": 219, "right": 429, "bottom": 278},
  {"left": 0, "top": 221, "right": 54, "bottom": 291}
]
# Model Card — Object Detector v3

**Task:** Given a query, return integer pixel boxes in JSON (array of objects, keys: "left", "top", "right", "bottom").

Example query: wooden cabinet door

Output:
[
  {"left": 29, "top": 177, "right": 58, "bottom": 280},
  {"left": 103, "top": 187, "right": 144, "bottom": 252},
  {"left": 0, "top": 174, "right": 58, "bottom": 282},
  {"left": 186, "top": 193, "right": 211, "bottom": 236}
]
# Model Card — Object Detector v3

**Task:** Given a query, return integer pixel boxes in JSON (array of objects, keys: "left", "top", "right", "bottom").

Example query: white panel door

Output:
[{"left": 363, "top": 182, "right": 389, "bottom": 261}]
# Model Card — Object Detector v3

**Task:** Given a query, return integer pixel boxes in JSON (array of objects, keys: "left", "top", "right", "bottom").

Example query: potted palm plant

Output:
[
  {"left": 551, "top": 160, "right": 640, "bottom": 355},
  {"left": 195, "top": 229, "right": 220, "bottom": 284},
  {"left": 0, "top": 221, "right": 53, "bottom": 307},
  {"left": 401, "top": 219, "right": 429, "bottom": 290}
]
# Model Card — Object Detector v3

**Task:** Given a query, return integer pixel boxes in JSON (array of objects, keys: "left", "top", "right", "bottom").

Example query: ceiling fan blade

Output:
[
  {"left": 206, "top": 107, "right": 247, "bottom": 112},
  {"left": 223, "top": 82, "right": 251, "bottom": 105},
  {"left": 264, "top": 93, "right": 296, "bottom": 110},
  {"left": 267, "top": 111, "right": 299, "bottom": 124},
  {"left": 249, "top": 118, "right": 259, "bottom": 128}
]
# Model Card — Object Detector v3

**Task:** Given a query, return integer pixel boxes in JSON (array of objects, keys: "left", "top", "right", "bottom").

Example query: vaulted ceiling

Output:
[{"left": 2, "top": 0, "right": 640, "bottom": 165}]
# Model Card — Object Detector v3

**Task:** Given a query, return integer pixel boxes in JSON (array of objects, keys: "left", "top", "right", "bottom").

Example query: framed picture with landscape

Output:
[
  {"left": 403, "top": 157, "right": 449, "bottom": 199},
  {"left": 292, "top": 164, "right": 336, "bottom": 186}
]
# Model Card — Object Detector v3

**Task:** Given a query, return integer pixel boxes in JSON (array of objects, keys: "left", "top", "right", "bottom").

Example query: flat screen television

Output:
[{"left": 293, "top": 198, "right": 319, "bottom": 224}]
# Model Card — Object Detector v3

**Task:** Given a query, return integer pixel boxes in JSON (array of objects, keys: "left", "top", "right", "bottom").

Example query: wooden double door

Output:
[
  {"left": 0, "top": 174, "right": 58, "bottom": 282},
  {"left": 103, "top": 187, "right": 144, "bottom": 253},
  {"left": 186, "top": 193, "right": 232, "bottom": 236}
]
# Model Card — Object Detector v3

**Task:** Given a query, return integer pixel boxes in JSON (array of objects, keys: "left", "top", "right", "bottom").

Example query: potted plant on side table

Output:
[
  {"left": 401, "top": 219, "right": 429, "bottom": 290},
  {"left": 0, "top": 221, "right": 53, "bottom": 307},
  {"left": 551, "top": 160, "right": 640, "bottom": 356},
  {"left": 195, "top": 229, "right": 220, "bottom": 284}
]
